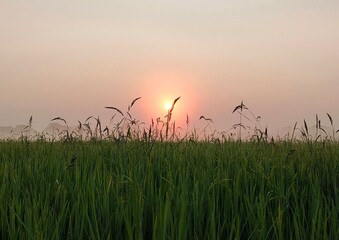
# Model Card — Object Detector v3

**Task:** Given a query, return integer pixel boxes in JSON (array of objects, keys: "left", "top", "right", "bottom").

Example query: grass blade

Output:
[
  {"left": 51, "top": 117, "right": 67, "bottom": 124},
  {"left": 105, "top": 107, "right": 124, "bottom": 116},
  {"left": 303, "top": 119, "right": 308, "bottom": 136},
  {"left": 128, "top": 97, "right": 141, "bottom": 111},
  {"left": 327, "top": 113, "right": 333, "bottom": 126}
]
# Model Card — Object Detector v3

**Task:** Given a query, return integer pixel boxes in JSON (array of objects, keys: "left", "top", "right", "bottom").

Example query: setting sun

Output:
[{"left": 165, "top": 101, "right": 172, "bottom": 111}]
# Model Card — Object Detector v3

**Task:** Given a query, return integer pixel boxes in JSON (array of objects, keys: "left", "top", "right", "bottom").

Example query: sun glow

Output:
[
  {"left": 135, "top": 69, "right": 201, "bottom": 123},
  {"left": 165, "top": 101, "right": 172, "bottom": 111}
]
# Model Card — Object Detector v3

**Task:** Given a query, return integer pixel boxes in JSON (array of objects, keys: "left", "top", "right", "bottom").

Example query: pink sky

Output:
[{"left": 1, "top": 1, "right": 339, "bottom": 135}]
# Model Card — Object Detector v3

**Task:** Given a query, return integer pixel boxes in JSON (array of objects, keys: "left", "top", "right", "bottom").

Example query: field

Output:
[
  {"left": 1, "top": 100, "right": 339, "bottom": 239},
  {"left": 1, "top": 139, "right": 339, "bottom": 239}
]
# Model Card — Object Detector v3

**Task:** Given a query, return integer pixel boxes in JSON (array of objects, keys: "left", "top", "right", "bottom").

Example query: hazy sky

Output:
[{"left": 1, "top": 0, "right": 339, "bottom": 134}]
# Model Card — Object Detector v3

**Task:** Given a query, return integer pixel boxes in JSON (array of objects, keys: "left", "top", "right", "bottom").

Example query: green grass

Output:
[{"left": 1, "top": 139, "right": 338, "bottom": 239}]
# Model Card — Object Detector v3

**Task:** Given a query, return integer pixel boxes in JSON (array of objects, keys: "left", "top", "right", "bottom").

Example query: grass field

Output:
[
  {"left": 1, "top": 139, "right": 339, "bottom": 239},
  {"left": 1, "top": 100, "right": 339, "bottom": 239}
]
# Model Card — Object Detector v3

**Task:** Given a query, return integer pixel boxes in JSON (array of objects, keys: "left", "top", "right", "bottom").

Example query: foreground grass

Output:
[{"left": 0, "top": 140, "right": 338, "bottom": 239}]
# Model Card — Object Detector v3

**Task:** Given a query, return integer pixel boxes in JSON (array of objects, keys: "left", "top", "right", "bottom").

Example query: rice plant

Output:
[{"left": 0, "top": 98, "right": 338, "bottom": 239}]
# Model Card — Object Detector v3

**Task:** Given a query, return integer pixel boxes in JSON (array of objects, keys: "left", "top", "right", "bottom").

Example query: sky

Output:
[{"left": 1, "top": 0, "right": 339, "bottom": 136}]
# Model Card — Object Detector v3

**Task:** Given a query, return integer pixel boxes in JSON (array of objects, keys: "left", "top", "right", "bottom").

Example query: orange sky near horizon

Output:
[{"left": 1, "top": 1, "right": 339, "bottom": 136}]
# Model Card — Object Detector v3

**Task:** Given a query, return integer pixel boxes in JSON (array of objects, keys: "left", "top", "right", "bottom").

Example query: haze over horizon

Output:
[{"left": 1, "top": 1, "right": 339, "bottom": 134}]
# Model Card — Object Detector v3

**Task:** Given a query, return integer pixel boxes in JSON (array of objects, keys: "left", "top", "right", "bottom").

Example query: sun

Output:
[{"left": 165, "top": 101, "right": 172, "bottom": 111}]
